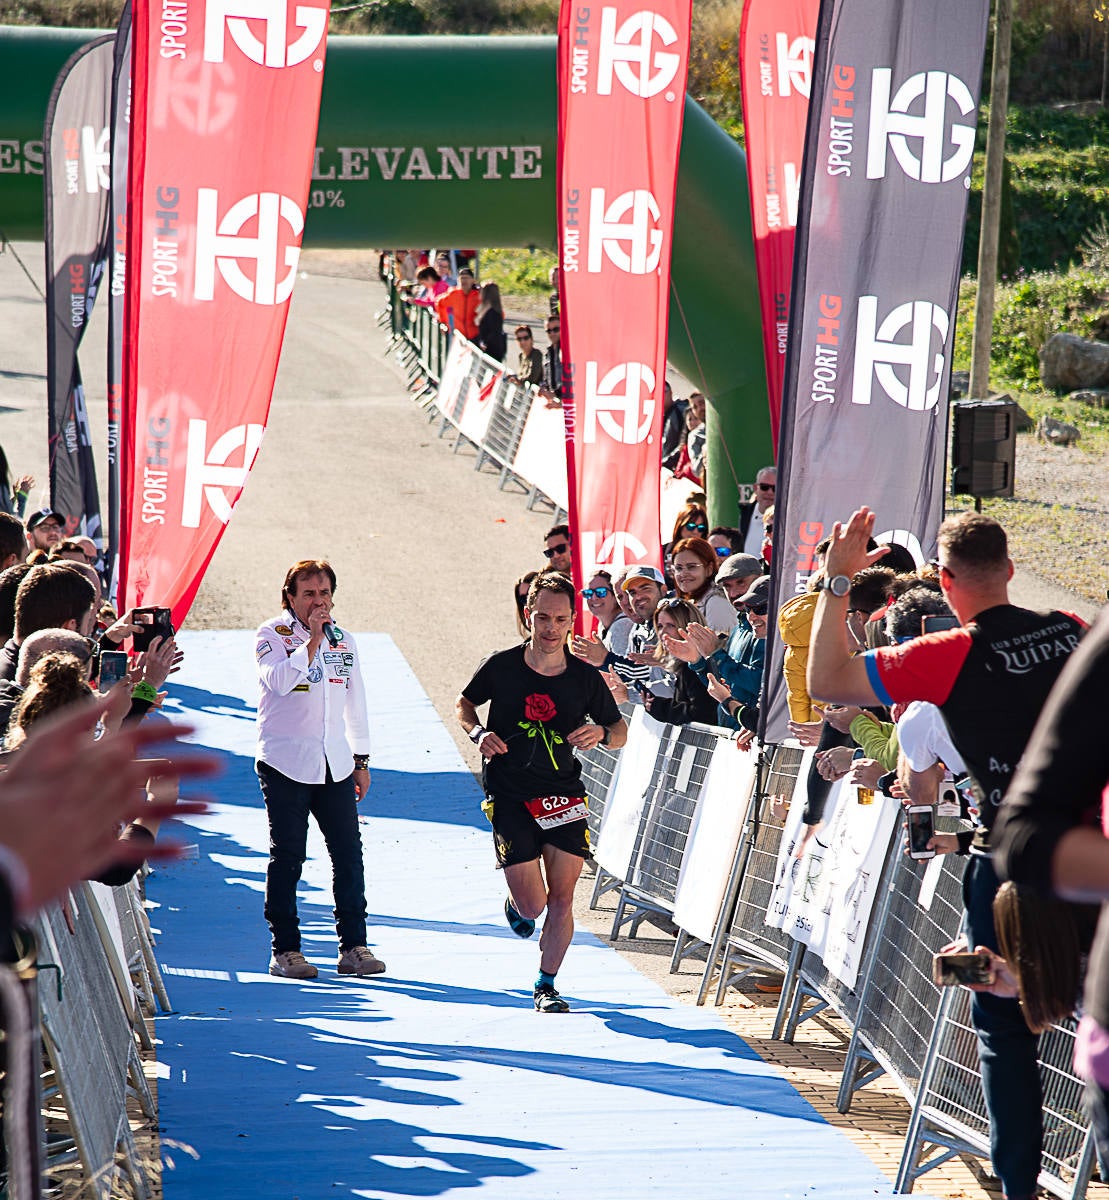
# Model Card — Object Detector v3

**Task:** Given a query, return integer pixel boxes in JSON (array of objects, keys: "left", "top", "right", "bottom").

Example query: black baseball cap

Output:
[{"left": 27, "top": 509, "right": 66, "bottom": 531}]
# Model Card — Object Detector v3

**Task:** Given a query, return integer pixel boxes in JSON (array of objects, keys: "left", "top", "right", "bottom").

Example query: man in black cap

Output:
[{"left": 25, "top": 510, "right": 67, "bottom": 555}]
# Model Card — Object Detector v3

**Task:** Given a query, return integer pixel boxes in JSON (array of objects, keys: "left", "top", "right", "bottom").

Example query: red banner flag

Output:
[
  {"left": 557, "top": 1, "right": 691, "bottom": 597},
  {"left": 122, "top": 0, "right": 330, "bottom": 625},
  {"left": 738, "top": 0, "right": 818, "bottom": 453}
]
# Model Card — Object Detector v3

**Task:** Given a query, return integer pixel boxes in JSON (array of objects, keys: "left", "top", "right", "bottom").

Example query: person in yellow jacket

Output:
[{"left": 435, "top": 267, "right": 481, "bottom": 340}]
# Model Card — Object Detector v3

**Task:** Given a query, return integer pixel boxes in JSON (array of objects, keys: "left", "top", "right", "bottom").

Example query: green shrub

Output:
[
  {"left": 481, "top": 247, "right": 557, "bottom": 296},
  {"left": 332, "top": 0, "right": 426, "bottom": 35},
  {"left": 954, "top": 267, "right": 1109, "bottom": 385}
]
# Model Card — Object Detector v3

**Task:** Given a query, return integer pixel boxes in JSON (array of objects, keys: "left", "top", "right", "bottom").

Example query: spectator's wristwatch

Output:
[{"left": 826, "top": 575, "right": 852, "bottom": 598}]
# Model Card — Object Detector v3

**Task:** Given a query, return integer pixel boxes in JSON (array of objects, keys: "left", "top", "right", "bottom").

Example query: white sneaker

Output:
[
  {"left": 269, "top": 950, "right": 318, "bottom": 979},
  {"left": 337, "top": 946, "right": 386, "bottom": 976}
]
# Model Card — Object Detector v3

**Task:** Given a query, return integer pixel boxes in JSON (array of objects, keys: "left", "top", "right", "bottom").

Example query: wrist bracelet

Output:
[
  {"left": 131, "top": 681, "right": 158, "bottom": 704},
  {"left": 353, "top": 755, "right": 369, "bottom": 770},
  {"left": 468, "top": 725, "right": 486, "bottom": 744}
]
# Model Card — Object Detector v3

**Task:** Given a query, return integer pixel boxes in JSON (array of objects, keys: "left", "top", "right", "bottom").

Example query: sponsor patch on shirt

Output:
[
  {"left": 322, "top": 650, "right": 353, "bottom": 678},
  {"left": 292, "top": 683, "right": 310, "bottom": 692},
  {"left": 256, "top": 640, "right": 272, "bottom": 659},
  {"left": 274, "top": 624, "right": 293, "bottom": 635}
]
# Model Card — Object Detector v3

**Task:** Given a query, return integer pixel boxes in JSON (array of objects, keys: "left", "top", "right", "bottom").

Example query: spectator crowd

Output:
[
  {"left": 512, "top": 488, "right": 1108, "bottom": 1198},
  {"left": 0, "top": 501, "right": 216, "bottom": 981}
]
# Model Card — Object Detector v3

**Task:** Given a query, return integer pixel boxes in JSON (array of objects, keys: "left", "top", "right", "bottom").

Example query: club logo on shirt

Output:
[{"left": 274, "top": 624, "right": 293, "bottom": 635}]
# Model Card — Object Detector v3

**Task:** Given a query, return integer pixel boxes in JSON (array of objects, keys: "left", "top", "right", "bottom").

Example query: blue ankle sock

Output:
[{"left": 536, "top": 969, "right": 556, "bottom": 990}]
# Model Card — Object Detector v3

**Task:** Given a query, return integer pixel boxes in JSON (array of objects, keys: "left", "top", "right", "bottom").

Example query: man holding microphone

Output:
[{"left": 255, "top": 559, "right": 385, "bottom": 980}]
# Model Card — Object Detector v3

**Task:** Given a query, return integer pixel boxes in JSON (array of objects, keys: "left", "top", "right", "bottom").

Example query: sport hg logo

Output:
[
  {"left": 82, "top": 126, "right": 110, "bottom": 193},
  {"left": 583, "top": 361, "right": 657, "bottom": 444},
  {"left": 852, "top": 296, "right": 950, "bottom": 412},
  {"left": 597, "top": 7, "right": 681, "bottom": 98},
  {"left": 580, "top": 530, "right": 651, "bottom": 575},
  {"left": 182, "top": 419, "right": 265, "bottom": 528},
  {"left": 203, "top": 0, "right": 327, "bottom": 68},
  {"left": 776, "top": 33, "right": 814, "bottom": 98},
  {"left": 588, "top": 188, "right": 663, "bottom": 274},
  {"left": 866, "top": 68, "right": 976, "bottom": 183},
  {"left": 194, "top": 189, "right": 304, "bottom": 305}
]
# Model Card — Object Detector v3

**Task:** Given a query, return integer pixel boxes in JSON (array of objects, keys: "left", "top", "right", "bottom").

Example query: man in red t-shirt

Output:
[
  {"left": 434, "top": 267, "right": 480, "bottom": 340},
  {"left": 808, "top": 506, "right": 1086, "bottom": 1200}
]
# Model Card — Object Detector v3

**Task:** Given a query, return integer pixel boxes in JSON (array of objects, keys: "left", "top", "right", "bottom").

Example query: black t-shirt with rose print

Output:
[{"left": 462, "top": 644, "right": 620, "bottom": 804}]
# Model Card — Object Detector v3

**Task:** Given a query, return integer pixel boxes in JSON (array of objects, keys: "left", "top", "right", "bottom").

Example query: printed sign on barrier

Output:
[
  {"left": 765, "top": 770, "right": 898, "bottom": 988},
  {"left": 672, "top": 741, "right": 758, "bottom": 942},
  {"left": 595, "top": 706, "right": 669, "bottom": 883}
]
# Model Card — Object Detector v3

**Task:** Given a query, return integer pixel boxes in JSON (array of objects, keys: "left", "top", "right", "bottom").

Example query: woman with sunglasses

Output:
[
  {"left": 604, "top": 598, "right": 717, "bottom": 726},
  {"left": 670, "top": 536, "right": 736, "bottom": 634},
  {"left": 581, "top": 571, "right": 632, "bottom": 658},
  {"left": 669, "top": 500, "right": 709, "bottom": 550}
]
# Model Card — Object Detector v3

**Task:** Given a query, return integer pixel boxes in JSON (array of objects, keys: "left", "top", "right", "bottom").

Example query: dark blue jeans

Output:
[
  {"left": 257, "top": 761, "right": 367, "bottom": 954},
  {"left": 963, "top": 853, "right": 1042, "bottom": 1200}
]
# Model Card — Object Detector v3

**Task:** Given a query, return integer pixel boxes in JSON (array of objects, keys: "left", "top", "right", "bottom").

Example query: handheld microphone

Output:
[{"left": 322, "top": 620, "right": 341, "bottom": 648}]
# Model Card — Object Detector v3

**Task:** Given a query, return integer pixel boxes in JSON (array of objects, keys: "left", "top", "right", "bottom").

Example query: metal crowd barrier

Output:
[
  {"left": 609, "top": 721, "right": 725, "bottom": 942},
  {"left": 574, "top": 726, "right": 1102, "bottom": 1198},
  {"left": 382, "top": 275, "right": 567, "bottom": 517},
  {"left": 15, "top": 878, "right": 169, "bottom": 1200}
]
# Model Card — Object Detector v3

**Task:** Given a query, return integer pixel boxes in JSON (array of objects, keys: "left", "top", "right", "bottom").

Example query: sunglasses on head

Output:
[
  {"left": 655, "top": 597, "right": 687, "bottom": 612},
  {"left": 684, "top": 521, "right": 707, "bottom": 534},
  {"left": 543, "top": 542, "right": 569, "bottom": 559},
  {"left": 581, "top": 586, "right": 610, "bottom": 599}
]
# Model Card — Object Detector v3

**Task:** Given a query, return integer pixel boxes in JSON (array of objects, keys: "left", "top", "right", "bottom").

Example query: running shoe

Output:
[
  {"left": 269, "top": 950, "right": 318, "bottom": 980},
  {"left": 338, "top": 946, "right": 387, "bottom": 976},
  {"left": 533, "top": 982, "right": 570, "bottom": 1013},
  {"left": 505, "top": 896, "right": 535, "bottom": 939}
]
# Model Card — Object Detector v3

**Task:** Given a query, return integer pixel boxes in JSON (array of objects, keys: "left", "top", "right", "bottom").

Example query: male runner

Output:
[{"left": 456, "top": 572, "right": 626, "bottom": 1012}]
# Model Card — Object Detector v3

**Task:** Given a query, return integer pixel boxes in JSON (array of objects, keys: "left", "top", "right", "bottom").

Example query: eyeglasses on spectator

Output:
[
  {"left": 683, "top": 521, "right": 707, "bottom": 534},
  {"left": 581, "top": 587, "right": 610, "bottom": 599},
  {"left": 543, "top": 542, "right": 569, "bottom": 559}
]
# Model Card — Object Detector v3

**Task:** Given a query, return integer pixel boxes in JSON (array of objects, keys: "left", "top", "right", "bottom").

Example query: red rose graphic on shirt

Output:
[
  {"left": 525, "top": 693, "right": 557, "bottom": 721},
  {"left": 520, "top": 693, "right": 563, "bottom": 767}
]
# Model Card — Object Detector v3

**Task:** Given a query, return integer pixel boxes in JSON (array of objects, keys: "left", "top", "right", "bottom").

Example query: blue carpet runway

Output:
[{"left": 149, "top": 632, "right": 933, "bottom": 1199}]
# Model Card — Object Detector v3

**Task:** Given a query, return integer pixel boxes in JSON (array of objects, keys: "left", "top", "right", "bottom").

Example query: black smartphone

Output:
[
  {"left": 132, "top": 606, "right": 174, "bottom": 651},
  {"left": 933, "top": 951, "right": 995, "bottom": 987},
  {"left": 98, "top": 649, "right": 129, "bottom": 689},
  {"left": 922, "top": 614, "right": 959, "bottom": 634}
]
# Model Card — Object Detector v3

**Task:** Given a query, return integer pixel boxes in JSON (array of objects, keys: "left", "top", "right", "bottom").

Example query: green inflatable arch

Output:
[{"left": 0, "top": 26, "right": 771, "bottom": 518}]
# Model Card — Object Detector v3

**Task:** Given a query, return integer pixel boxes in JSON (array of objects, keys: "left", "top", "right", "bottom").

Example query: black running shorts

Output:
[{"left": 485, "top": 794, "right": 591, "bottom": 868}]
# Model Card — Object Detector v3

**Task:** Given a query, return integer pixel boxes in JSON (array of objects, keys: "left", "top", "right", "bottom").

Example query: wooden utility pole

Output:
[{"left": 968, "top": 0, "right": 1013, "bottom": 400}]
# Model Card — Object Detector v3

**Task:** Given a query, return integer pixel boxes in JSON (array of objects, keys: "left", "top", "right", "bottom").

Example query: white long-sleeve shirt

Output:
[{"left": 254, "top": 611, "right": 370, "bottom": 784}]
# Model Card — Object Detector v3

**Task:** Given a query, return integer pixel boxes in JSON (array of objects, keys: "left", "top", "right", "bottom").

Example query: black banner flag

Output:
[
  {"left": 762, "top": 0, "right": 991, "bottom": 742},
  {"left": 43, "top": 35, "right": 113, "bottom": 550}
]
